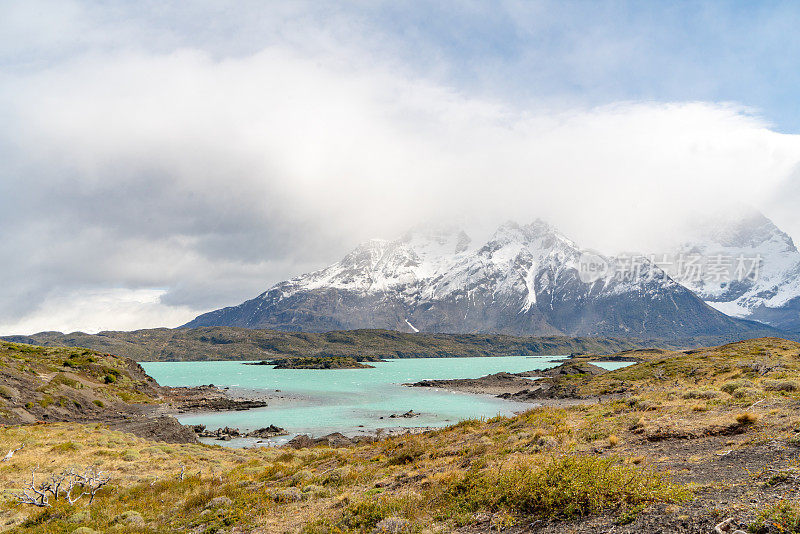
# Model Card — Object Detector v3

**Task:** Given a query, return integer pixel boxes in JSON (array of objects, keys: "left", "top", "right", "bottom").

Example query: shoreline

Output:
[
  {"left": 148, "top": 358, "right": 635, "bottom": 447},
  {"left": 404, "top": 361, "right": 619, "bottom": 402}
]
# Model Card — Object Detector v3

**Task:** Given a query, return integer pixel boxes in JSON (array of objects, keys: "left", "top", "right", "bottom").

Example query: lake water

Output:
[{"left": 141, "top": 356, "right": 629, "bottom": 446}]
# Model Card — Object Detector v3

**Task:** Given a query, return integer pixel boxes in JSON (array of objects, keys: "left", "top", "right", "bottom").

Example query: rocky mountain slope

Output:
[
  {"left": 184, "top": 221, "right": 779, "bottom": 341},
  {"left": 669, "top": 210, "right": 800, "bottom": 333}
]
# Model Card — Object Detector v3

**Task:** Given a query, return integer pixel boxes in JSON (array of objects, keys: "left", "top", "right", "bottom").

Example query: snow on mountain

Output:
[
  {"left": 670, "top": 209, "right": 800, "bottom": 332},
  {"left": 277, "top": 225, "right": 471, "bottom": 297},
  {"left": 184, "top": 219, "right": 772, "bottom": 340}
]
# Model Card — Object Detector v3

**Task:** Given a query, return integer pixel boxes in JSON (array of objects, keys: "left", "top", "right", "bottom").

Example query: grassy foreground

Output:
[{"left": 2, "top": 337, "right": 800, "bottom": 532}]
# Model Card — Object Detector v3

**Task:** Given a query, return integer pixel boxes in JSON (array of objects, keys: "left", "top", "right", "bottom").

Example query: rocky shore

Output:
[
  {"left": 406, "top": 361, "right": 615, "bottom": 403},
  {"left": 158, "top": 384, "right": 269, "bottom": 413},
  {"left": 190, "top": 424, "right": 288, "bottom": 441}
]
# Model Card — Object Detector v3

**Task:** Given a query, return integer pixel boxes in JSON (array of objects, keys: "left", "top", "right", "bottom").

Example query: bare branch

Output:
[
  {"left": 1, "top": 444, "right": 24, "bottom": 462},
  {"left": 14, "top": 466, "right": 111, "bottom": 507}
]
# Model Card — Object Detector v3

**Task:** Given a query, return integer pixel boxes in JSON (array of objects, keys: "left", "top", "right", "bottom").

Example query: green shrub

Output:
[
  {"left": 50, "top": 373, "right": 79, "bottom": 388},
  {"left": 681, "top": 389, "right": 720, "bottom": 399},
  {"left": 762, "top": 379, "right": 800, "bottom": 392},
  {"left": 93, "top": 400, "right": 104, "bottom": 407},
  {"left": 387, "top": 442, "right": 425, "bottom": 466},
  {"left": 733, "top": 387, "right": 762, "bottom": 399},
  {"left": 338, "top": 500, "right": 386, "bottom": 530},
  {"left": 337, "top": 495, "right": 419, "bottom": 531},
  {"left": 440, "top": 456, "right": 689, "bottom": 521},
  {"left": 721, "top": 379, "right": 753, "bottom": 395},
  {"left": 750, "top": 501, "right": 800, "bottom": 533},
  {"left": 50, "top": 441, "right": 80, "bottom": 453},
  {"left": 104, "top": 374, "right": 117, "bottom": 384}
]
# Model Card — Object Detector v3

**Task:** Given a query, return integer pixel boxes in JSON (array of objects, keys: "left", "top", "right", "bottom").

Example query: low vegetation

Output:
[
  {"left": 3, "top": 327, "right": 650, "bottom": 361},
  {"left": 1, "top": 337, "right": 800, "bottom": 532},
  {"left": 0, "top": 342, "right": 160, "bottom": 427}
]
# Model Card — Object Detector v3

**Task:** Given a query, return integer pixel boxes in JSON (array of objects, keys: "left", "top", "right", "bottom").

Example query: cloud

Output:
[
  {"left": 0, "top": 289, "right": 196, "bottom": 335},
  {"left": 2, "top": 2, "right": 800, "bottom": 334}
]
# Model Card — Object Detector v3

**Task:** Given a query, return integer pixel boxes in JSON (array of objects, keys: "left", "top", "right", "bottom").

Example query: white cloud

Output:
[
  {"left": 2, "top": 7, "right": 800, "bottom": 334},
  {"left": 0, "top": 289, "right": 197, "bottom": 335}
]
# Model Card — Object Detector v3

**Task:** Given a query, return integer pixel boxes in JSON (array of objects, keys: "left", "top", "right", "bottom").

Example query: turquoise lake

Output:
[{"left": 141, "top": 357, "right": 629, "bottom": 446}]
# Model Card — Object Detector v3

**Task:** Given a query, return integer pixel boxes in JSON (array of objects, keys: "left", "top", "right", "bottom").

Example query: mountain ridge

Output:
[{"left": 184, "top": 219, "right": 781, "bottom": 340}]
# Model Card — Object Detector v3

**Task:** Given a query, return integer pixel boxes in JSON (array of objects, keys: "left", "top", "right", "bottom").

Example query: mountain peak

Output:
[
  {"left": 398, "top": 225, "right": 472, "bottom": 256},
  {"left": 688, "top": 208, "right": 796, "bottom": 252},
  {"left": 184, "top": 217, "right": 773, "bottom": 340}
]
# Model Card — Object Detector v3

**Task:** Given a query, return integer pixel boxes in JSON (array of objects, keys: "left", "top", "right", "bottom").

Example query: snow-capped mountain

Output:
[
  {"left": 184, "top": 220, "right": 775, "bottom": 340},
  {"left": 669, "top": 210, "right": 800, "bottom": 333}
]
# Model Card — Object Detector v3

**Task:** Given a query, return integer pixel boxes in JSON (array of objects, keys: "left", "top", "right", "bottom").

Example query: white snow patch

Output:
[
  {"left": 706, "top": 300, "right": 751, "bottom": 318},
  {"left": 405, "top": 319, "right": 419, "bottom": 332}
]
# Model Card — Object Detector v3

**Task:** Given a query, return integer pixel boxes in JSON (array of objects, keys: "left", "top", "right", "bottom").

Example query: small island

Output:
[{"left": 245, "top": 356, "right": 377, "bottom": 369}]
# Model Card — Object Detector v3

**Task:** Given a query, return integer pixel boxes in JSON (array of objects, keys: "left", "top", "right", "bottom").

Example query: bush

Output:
[
  {"left": 387, "top": 443, "right": 425, "bottom": 466},
  {"left": 50, "top": 441, "right": 80, "bottom": 453},
  {"left": 681, "top": 389, "right": 720, "bottom": 399},
  {"left": 735, "top": 412, "right": 758, "bottom": 425},
  {"left": 721, "top": 379, "right": 754, "bottom": 395},
  {"left": 750, "top": 501, "right": 800, "bottom": 533},
  {"left": 337, "top": 494, "right": 420, "bottom": 531},
  {"left": 733, "top": 387, "right": 762, "bottom": 399},
  {"left": 50, "top": 373, "right": 79, "bottom": 388},
  {"left": 762, "top": 379, "right": 800, "bottom": 392},
  {"left": 440, "top": 456, "right": 689, "bottom": 520},
  {"left": 103, "top": 374, "right": 116, "bottom": 384}
]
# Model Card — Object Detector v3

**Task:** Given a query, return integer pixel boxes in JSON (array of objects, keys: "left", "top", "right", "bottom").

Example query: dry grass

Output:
[
  {"left": 2, "top": 337, "right": 800, "bottom": 532},
  {"left": 735, "top": 412, "right": 758, "bottom": 425}
]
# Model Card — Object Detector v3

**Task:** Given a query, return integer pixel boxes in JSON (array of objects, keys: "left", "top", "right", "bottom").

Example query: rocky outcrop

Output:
[
  {"left": 536, "top": 361, "right": 608, "bottom": 377},
  {"left": 161, "top": 385, "right": 268, "bottom": 413},
  {"left": 192, "top": 424, "right": 287, "bottom": 440},
  {"left": 284, "top": 432, "right": 376, "bottom": 449},
  {"left": 247, "top": 357, "right": 376, "bottom": 369}
]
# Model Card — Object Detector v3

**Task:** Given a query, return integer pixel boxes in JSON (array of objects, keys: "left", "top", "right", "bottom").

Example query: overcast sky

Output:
[{"left": 2, "top": 1, "right": 800, "bottom": 334}]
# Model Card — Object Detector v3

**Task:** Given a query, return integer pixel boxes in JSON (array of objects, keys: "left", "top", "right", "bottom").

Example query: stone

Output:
[
  {"left": 274, "top": 487, "right": 303, "bottom": 502},
  {"left": 714, "top": 518, "right": 747, "bottom": 534},
  {"left": 114, "top": 511, "right": 144, "bottom": 526},
  {"left": 374, "top": 516, "right": 411, "bottom": 533},
  {"left": 67, "top": 510, "right": 91, "bottom": 523},
  {"left": 208, "top": 496, "right": 233, "bottom": 508}
]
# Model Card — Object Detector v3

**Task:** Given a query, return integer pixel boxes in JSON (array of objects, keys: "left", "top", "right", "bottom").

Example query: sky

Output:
[{"left": 2, "top": 0, "right": 800, "bottom": 334}]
